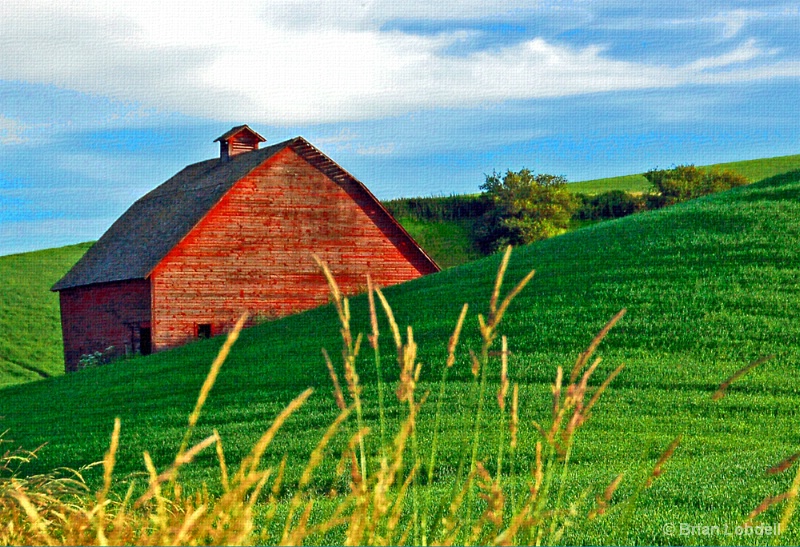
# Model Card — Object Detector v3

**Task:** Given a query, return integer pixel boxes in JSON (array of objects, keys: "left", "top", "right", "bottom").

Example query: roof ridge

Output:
[{"left": 52, "top": 136, "right": 438, "bottom": 292}]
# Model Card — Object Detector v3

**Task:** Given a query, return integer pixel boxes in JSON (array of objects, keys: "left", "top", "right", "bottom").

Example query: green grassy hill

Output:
[
  {"left": 3, "top": 171, "right": 800, "bottom": 542},
  {"left": 395, "top": 153, "right": 800, "bottom": 269},
  {"left": 393, "top": 216, "right": 483, "bottom": 268},
  {"left": 567, "top": 152, "right": 800, "bottom": 194},
  {"left": 0, "top": 242, "right": 92, "bottom": 386}
]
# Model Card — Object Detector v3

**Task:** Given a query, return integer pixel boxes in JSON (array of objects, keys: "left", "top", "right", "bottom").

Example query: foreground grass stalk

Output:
[
  {"left": 613, "top": 434, "right": 682, "bottom": 542},
  {"left": 464, "top": 247, "right": 534, "bottom": 531},
  {"left": 281, "top": 406, "right": 353, "bottom": 545},
  {"left": 532, "top": 442, "right": 558, "bottom": 545},
  {"left": 778, "top": 463, "right": 800, "bottom": 541},
  {"left": 469, "top": 315, "right": 492, "bottom": 476},
  {"left": 367, "top": 276, "right": 388, "bottom": 461},
  {"left": 509, "top": 382, "right": 520, "bottom": 513},
  {"left": 404, "top": 328, "right": 423, "bottom": 546},
  {"left": 93, "top": 416, "right": 120, "bottom": 544},
  {"left": 496, "top": 335, "right": 509, "bottom": 485},
  {"left": 547, "top": 439, "right": 574, "bottom": 544},
  {"left": 314, "top": 255, "right": 368, "bottom": 484}
]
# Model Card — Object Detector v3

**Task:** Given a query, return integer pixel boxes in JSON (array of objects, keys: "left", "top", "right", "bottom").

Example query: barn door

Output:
[{"left": 139, "top": 327, "right": 152, "bottom": 356}]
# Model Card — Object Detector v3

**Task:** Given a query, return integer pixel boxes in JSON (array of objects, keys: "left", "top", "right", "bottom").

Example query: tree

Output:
[
  {"left": 644, "top": 165, "right": 748, "bottom": 207},
  {"left": 476, "top": 169, "right": 579, "bottom": 253}
]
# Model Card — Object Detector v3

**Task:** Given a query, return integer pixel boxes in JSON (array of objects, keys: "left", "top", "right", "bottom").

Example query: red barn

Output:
[{"left": 52, "top": 126, "right": 439, "bottom": 372}]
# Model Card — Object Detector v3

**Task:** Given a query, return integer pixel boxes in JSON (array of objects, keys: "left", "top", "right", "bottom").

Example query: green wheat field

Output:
[{"left": 2, "top": 158, "right": 800, "bottom": 544}]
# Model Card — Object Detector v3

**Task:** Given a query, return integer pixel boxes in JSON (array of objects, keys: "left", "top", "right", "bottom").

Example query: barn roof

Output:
[
  {"left": 52, "top": 137, "right": 438, "bottom": 291},
  {"left": 213, "top": 124, "right": 265, "bottom": 143}
]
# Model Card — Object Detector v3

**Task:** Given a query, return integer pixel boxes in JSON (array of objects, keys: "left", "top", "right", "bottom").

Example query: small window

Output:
[{"left": 197, "top": 324, "right": 212, "bottom": 339}]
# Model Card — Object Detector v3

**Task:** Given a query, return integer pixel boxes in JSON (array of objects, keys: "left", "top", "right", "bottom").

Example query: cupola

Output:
[{"left": 214, "top": 125, "right": 266, "bottom": 160}]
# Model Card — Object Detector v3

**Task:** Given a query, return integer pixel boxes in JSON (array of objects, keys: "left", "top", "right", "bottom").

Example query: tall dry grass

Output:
[{"left": 3, "top": 246, "right": 783, "bottom": 545}]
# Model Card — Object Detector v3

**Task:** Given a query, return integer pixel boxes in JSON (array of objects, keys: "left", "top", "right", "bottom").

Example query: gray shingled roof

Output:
[
  {"left": 52, "top": 137, "right": 439, "bottom": 291},
  {"left": 52, "top": 139, "right": 293, "bottom": 291}
]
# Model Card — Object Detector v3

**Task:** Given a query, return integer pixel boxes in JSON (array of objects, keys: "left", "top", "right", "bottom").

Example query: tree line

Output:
[{"left": 383, "top": 165, "right": 748, "bottom": 254}]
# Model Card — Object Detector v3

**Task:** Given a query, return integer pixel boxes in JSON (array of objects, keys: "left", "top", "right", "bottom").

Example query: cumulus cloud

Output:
[{"left": 0, "top": 1, "right": 796, "bottom": 125}]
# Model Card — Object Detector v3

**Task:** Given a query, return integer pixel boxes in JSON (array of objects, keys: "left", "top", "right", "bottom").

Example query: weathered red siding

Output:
[
  {"left": 149, "top": 147, "right": 429, "bottom": 350},
  {"left": 59, "top": 280, "right": 151, "bottom": 371}
]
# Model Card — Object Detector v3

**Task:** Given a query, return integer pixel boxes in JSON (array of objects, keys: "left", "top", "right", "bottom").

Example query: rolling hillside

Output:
[
  {"left": 393, "top": 153, "right": 800, "bottom": 269},
  {"left": 0, "top": 242, "right": 92, "bottom": 386},
  {"left": 2, "top": 170, "right": 800, "bottom": 543},
  {"left": 567, "top": 152, "right": 800, "bottom": 194}
]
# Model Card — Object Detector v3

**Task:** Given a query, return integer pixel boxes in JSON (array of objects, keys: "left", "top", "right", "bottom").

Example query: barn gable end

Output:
[
  {"left": 149, "top": 146, "right": 432, "bottom": 350},
  {"left": 53, "top": 130, "right": 439, "bottom": 371}
]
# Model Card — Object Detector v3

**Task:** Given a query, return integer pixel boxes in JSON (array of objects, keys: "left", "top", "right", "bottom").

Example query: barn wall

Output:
[
  {"left": 59, "top": 280, "right": 151, "bottom": 372},
  {"left": 149, "top": 147, "right": 430, "bottom": 350}
]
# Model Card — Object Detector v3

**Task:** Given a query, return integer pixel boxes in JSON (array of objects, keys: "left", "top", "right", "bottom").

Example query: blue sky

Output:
[{"left": 1, "top": 1, "right": 799, "bottom": 255}]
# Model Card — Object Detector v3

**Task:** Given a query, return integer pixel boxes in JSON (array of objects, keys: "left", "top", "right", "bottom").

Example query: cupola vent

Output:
[{"left": 214, "top": 125, "right": 266, "bottom": 160}]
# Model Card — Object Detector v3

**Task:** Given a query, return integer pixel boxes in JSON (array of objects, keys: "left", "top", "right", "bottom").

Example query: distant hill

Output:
[
  {"left": 567, "top": 153, "right": 800, "bottom": 194},
  {"left": 0, "top": 242, "right": 91, "bottom": 386},
  {"left": 391, "top": 153, "right": 800, "bottom": 267},
  {"left": 2, "top": 171, "right": 800, "bottom": 543}
]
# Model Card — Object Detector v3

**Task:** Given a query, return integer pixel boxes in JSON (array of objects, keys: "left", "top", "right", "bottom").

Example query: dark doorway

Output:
[
  {"left": 140, "top": 327, "right": 152, "bottom": 356},
  {"left": 197, "top": 324, "right": 212, "bottom": 339}
]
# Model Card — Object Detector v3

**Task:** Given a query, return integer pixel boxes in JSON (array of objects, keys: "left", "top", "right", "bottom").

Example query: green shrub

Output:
[
  {"left": 476, "top": 169, "right": 579, "bottom": 253},
  {"left": 644, "top": 165, "right": 748, "bottom": 206}
]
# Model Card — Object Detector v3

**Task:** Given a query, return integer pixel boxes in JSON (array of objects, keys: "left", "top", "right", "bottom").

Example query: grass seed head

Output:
[
  {"left": 98, "top": 417, "right": 120, "bottom": 505},
  {"left": 768, "top": 452, "right": 800, "bottom": 475},
  {"left": 446, "top": 303, "right": 469, "bottom": 368},
  {"left": 646, "top": 435, "right": 682, "bottom": 488},
  {"left": 322, "top": 348, "right": 347, "bottom": 411},
  {"left": 552, "top": 366, "right": 563, "bottom": 419},
  {"left": 570, "top": 308, "right": 626, "bottom": 384},
  {"left": 375, "top": 287, "right": 402, "bottom": 351},
  {"left": 469, "top": 348, "right": 481, "bottom": 377},
  {"left": 510, "top": 383, "right": 519, "bottom": 449},
  {"left": 713, "top": 354, "right": 774, "bottom": 400},
  {"left": 491, "top": 267, "right": 535, "bottom": 331},
  {"left": 747, "top": 492, "right": 791, "bottom": 525},
  {"left": 367, "top": 275, "right": 380, "bottom": 349},
  {"left": 490, "top": 245, "right": 513, "bottom": 317},
  {"left": 497, "top": 336, "right": 509, "bottom": 410},
  {"left": 179, "top": 311, "right": 248, "bottom": 458}
]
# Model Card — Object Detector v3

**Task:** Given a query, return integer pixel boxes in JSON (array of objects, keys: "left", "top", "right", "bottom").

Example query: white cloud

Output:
[
  {"left": 0, "top": 1, "right": 796, "bottom": 125},
  {"left": 689, "top": 39, "right": 776, "bottom": 71},
  {"left": 712, "top": 9, "right": 765, "bottom": 39}
]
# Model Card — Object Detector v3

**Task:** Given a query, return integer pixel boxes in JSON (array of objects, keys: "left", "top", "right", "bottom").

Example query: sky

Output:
[{"left": 1, "top": 0, "right": 799, "bottom": 255}]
